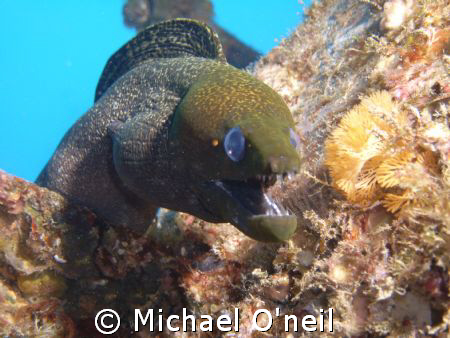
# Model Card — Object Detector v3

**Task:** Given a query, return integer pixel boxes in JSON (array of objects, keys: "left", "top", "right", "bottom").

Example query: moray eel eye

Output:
[
  {"left": 289, "top": 128, "right": 300, "bottom": 149},
  {"left": 224, "top": 126, "right": 245, "bottom": 162}
]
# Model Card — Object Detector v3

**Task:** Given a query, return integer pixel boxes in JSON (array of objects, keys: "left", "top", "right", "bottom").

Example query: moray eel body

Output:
[{"left": 38, "top": 19, "right": 301, "bottom": 242}]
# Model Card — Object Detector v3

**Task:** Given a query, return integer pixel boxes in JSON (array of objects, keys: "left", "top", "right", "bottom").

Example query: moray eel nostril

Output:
[{"left": 37, "top": 18, "right": 301, "bottom": 242}]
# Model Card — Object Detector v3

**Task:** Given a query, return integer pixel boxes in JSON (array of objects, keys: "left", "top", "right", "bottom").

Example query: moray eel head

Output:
[{"left": 170, "top": 63, "right": 301, "bottom": 242}]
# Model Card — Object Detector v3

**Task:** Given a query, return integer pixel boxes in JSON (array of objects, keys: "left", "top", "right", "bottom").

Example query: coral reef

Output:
[
  {"left": 1, "top": 0, "right": 449, "bottom": 336},
  {"left": 252, "top": 0, "right": 449, "bottom": 335},
  {"left": 123, "top": 0, "right": 261, "bottom": 69}
]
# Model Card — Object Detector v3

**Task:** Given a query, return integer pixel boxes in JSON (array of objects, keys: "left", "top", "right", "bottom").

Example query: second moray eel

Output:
[{"left": 37, "top": 19, "right": 301, "bottom": 242}]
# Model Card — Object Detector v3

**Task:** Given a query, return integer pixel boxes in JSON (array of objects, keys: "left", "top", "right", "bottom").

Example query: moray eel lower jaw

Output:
[{"left": 198, "top": 173, "right": 297, "bottom": 242}]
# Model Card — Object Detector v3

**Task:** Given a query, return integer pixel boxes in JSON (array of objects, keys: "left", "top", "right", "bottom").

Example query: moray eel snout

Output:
[
  {"left": 214, "top": 174, "right": 297, "bottom": 241},
  {"left": 171, "top": 63, "right": 301, "bottom": 242}
]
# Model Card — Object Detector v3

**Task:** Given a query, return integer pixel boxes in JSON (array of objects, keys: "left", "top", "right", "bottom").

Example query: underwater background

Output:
[{"left": 0, "top": 0, "right": 309, "bottom": 181}]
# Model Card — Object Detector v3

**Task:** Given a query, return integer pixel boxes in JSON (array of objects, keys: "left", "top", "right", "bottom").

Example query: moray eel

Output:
[{"left": 37, "top": 19, "right": 301, "bottom": 242}]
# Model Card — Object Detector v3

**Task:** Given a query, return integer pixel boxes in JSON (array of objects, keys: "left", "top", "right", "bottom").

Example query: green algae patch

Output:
[{"left": 18, "top": 270, "right": 67, "bottom": 298}]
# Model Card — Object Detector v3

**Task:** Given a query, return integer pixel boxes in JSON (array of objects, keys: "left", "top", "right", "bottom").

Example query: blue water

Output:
[{"left": 0, "top": 0, "right": 310, "bottom": 181}]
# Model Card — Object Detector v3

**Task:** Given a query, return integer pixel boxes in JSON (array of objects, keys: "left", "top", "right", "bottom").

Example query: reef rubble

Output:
[{"left": 1, "top": 0, "right": 449, "bottom": 336}]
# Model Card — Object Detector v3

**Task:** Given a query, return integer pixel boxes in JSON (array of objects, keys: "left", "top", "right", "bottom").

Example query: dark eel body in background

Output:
[{"left": 37, "top": 19, "right": 301, "bottom": 242}]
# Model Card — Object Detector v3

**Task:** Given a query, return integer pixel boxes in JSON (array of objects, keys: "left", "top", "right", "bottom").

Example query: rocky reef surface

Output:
[{"left": 1, "top": 0, "right": 449, "bottom": 336}]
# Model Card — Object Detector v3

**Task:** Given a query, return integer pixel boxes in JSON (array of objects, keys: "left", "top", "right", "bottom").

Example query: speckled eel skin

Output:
[{"left": 37, "top": 19, "right": 301, "bottom": 242}]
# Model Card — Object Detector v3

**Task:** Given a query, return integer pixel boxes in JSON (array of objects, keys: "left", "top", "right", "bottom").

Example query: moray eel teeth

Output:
[
  {"left": 203, "top": 172, "right": 297, "bottom": 242},
  {"left": 214, "top": 175, "right": 293, "bottom": 216}
]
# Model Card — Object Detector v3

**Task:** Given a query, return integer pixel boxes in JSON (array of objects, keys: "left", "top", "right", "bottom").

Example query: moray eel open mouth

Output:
[
  {"left": 200, "top": 173, "right": 297, "bottom": 242},
  {"left": 215, "top": 175, "right": 291, "bottom": 216}
]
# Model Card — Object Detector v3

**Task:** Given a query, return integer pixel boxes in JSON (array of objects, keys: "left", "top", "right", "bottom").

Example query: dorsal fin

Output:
[{"left": 94, "top": 18, "right": 226, "bottom": 102}]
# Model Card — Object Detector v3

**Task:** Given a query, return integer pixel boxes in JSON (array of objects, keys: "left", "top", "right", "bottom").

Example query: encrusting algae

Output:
[{"left": 0, "top": 0, "right": 449, "bottom": 336}]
